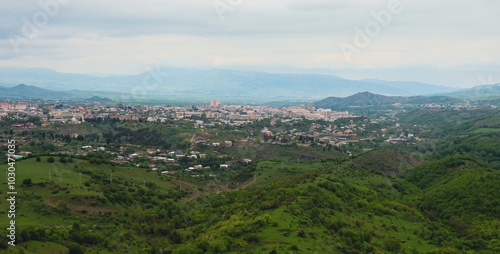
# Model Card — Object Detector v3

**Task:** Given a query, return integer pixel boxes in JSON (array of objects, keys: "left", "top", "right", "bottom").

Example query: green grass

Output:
[
  {"left": 254, "top": 206, "right": 333, "bottom": 253},
  {"left": 0, "top": 156, "right": 184, "bottom": 192},
  {"left": 0, "top": 151, "right": 494, "bottom": 253},
  {"left": 252, "top": 190, "right": 437, "bottom": 253},
  {"left": 0, "top": 158, "right": 91, "bottom": 185},
  {"left": 0, "top": 157, "right": 193, "bottom": 253},
  {"left": 5, "top": 241, "right": 69, "bottom": 254},
  {"left": 1, "top": 157, "right": 170, "bottom": 224},
  {"left": 252, "top": 161, "right": 323, "bottom": 186}
]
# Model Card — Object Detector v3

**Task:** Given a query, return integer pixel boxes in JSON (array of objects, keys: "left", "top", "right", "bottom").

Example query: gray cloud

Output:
[{"left": 0, "top": 0, "right": 499, "bottom": 87}]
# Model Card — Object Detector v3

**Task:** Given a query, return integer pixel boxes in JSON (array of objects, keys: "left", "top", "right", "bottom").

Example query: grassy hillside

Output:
[
  {"left": 1, "top": 153, "right": 500, "bottom": 253},
  {"left": 314, "top": 92, "right": 464, "bottom": 111},
  {"left": 0, "top": 157, "right": 218, "bottom": 253},
  {"left": 400, "top": 155, "right": 484, "bottom": 189},
  {"left": 351, "top": 149, "right": 424, "bottom": 175},
  {"left": 395, "top": 110, "right": 500, "bottom": 169},
  {"left": 419, "top": 168, "right": 500, "bottom": 221},
  {"left": 397, "top": 108, "right": 500, "bottom": 132},
  {"left": 430, "top": 115, "right": 500, "bottom": 169}
]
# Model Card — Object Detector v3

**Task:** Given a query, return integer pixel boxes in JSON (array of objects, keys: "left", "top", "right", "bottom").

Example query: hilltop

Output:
[
  {"left": 0, "top": 84, "right": 122, "bottom": 101},
  {"left": 313, "top": 92, "right": 465, "bottom": 110},
  {"left": 86, "top": 96, "right": 113, "bottom": 103},
  {"left": 437, "top": 83, "right": 500, "bottom": 99},
  {"left": 0, "top": 84, "right": 74, "bottom": 99}
]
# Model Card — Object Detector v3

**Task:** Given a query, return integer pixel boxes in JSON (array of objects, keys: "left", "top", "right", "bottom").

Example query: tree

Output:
[
  {"left": 0, "top": 236, "right": 7, "bottom": 249},
  {"left": 72, "top": 222, "right": 81, "bottom": 231},
  {"left": 36, "top": 157, "right": 41, "bottom": 162},
  {"left": 169, "top": 230, "right": 183, "bottom": 244},
  {"left": 22, "top": 179, "right": 32, "bottom": 185},
  {"left": 297, "top": 228, "right": 306, "bottom": 238},
  {"left": 47, "top": 157, "right": 55, "bottom": 163},
  {"left": 384, "top": 238, "right": 401, "bottom": 252},
  {"left": 448, "top": 216, "right": 468, "bottom": 232},
  {"left": 56, "top": 201, "right": 70, "bottom": 213},
  {"left": 67, "top": 242, "right": 84, "bottom": 254}
]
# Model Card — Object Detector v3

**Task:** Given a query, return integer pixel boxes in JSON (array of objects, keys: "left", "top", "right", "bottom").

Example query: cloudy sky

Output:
[{"left": 1, "top": 0, "right": 499, "bottom": 87}]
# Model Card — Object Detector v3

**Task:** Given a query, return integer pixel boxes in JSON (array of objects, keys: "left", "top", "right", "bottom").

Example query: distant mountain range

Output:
[
  {"left": 0, "top": 67, "right": 499, "bottom": 104},
  {"left": 0, "top": 67, "right": 460, "bottom": 103},
  {"left": 86, "top": 96, "right": 113, "bottom": 103},
  {"left": 0, "top": 84, "right": 73, "bottom": 99},
  {"left": 313, "top": 91, "right": 465, "bottom": 110},
  {"left": 0, "top": 84, "right": 113, "bottom": 103},
  {"left": 435, "top": 83, "right": 500, "bottom": 99}
]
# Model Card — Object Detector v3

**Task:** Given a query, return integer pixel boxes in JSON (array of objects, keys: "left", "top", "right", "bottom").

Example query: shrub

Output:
[
  {"left": 384, "top": 238, "right": 401, "bottom": 252},
  {"left": 448, "top": 216, "right": 468, "bottom": 232},
  {"left": 297, "top": 228, "right": 306, "bottom": 238},
  {"left": 67, "top": 242, "right": 84, "bottom": 254},
  {"left": 47, "top": 157, "right": 55, "bottom": 163},
  {"left": 56, "top": 201, "right": 70, "bottom": 213},
  {"left": 246, "top": 234, "right": 259, "bottom": 243}
]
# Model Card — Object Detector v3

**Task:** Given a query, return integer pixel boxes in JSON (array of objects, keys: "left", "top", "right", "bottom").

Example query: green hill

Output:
[
  {"left": 397, "top": 155, "right": 500, "bottom": 252},
  {"left": 419, "top": 168, "right": 500, "bottom": 222},
  {"left": 0, "top": 84, "right": 74, "bottom": 99},
  {"left": 2, "top": 153, "right": 500, "bottom": 253},
  {"left": 400, "top": 155, "right": 484, "bottom": 189},
  {"left": 401, "top": 155, "right": 500, "bottom": 221},
  {"left": 313, "top": 92, "right": 464, "bottom": 110},
  {"left": 438, "top": 83, "right": 500, "bottom": 99},
  {"left": 352, "top": 149, "right": 424, "bottom": 175}
]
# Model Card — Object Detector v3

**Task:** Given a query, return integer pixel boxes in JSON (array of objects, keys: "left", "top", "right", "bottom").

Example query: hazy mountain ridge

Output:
[
  {"left": 361, "top": 79, "right": 457, "bottom": 94},
  {"left": 436, "top": 83, "right": 500, "bottom": 99},
  {"left": 86, "top": 96, "right": 113, "bottom": 103},
  {"left": 313, "top": 91, "right": 465, "bottom": 109},
  {"left": 0, "top": 67, "right": 460, "bottom": 101},
  {"left": 0, "top": 84, "right": 75, "bottom": 99},
  {"left": 0, "top": 84, "right": 117, "bottom": 101}
]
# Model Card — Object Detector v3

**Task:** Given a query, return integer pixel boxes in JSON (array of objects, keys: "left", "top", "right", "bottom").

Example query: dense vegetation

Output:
[
  {"left": 1, "top": 151, "right": 499, "bottom": 253},
  {"left": 313, "top": 92, "right": 464, "bottom": 112},
  {"left": 1, "top": 109, "right": 500, "bottom": 253}
]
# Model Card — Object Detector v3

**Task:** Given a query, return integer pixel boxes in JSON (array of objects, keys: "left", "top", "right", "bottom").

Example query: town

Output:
[
  {"left": 1, "top": 99, "right": 352, "bottom": 124},
  {"left": 0, "top": 98, "right": 426, "bottom": 178}
]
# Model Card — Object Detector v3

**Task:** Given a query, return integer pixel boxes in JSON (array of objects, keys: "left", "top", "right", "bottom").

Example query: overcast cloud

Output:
[{"left": 0, "top": 0, "right": 499, "bottom": 87}]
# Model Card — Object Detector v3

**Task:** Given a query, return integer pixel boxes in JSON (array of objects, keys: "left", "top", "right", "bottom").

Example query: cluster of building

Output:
[
  {"left": 1, "top": 99, "right": 352, "bottom": 124},
  {"left": 176, "top": 99, "right": 352, "bottom": 122},
  {"left": 0, "top": 102, "right": 42, "bottom": 118},
  {"left": 82, "top": 145, "right": 252, "bottom": 174}
]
